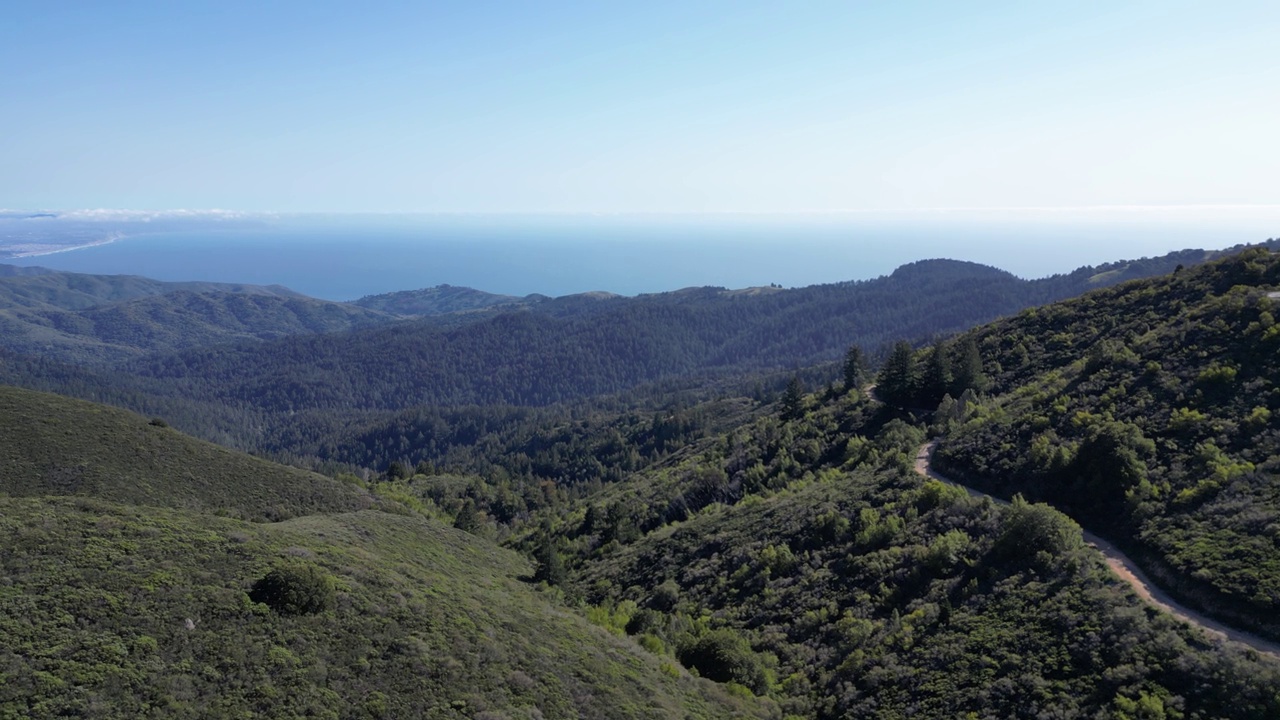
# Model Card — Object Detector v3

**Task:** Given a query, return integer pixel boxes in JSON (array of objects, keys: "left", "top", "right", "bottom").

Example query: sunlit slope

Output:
[
  {"left": 0, "top": 499, "right": 767, "bottom": 719},
  {"left": 0, "top": 384, "right": 371, "bottom": 520}
]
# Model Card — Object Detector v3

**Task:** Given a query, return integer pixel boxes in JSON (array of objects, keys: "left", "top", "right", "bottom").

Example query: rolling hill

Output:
[
  {"left": 0, "top": 263, "right": 305, "bottom": 310},
  {"left": 128, "top": 245, "right": 1272, "bottom": 417},
  {"left": 0, "top": 384, "right": 771, "bottom": 719},
  {"left": 0, "top": 290, "right": 399, "bottom": 365},
  {"left": 0, "top": 384, "right": 372, "bottom": 521},
  {"left": 352, "top": 283, "right": 523, "bottom": 316}
]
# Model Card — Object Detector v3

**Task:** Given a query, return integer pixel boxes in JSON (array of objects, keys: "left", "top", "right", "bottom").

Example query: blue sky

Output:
[{"left": 2, "top": 1, "right": 1278, "bottom": 213}]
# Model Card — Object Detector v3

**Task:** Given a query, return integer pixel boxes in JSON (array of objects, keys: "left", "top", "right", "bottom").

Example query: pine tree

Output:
[
  {"left": 453, "top": 499, "right": 480, "bottom": 533},
  {"left": 951, "top": 336, "right": 988, "bottom": 394},
  {"left": 781, "top": 375, "right": 805, "bottom": 421},
  {"left": 920, "top": 339, "right": 953, "bottom": 405},
  {"left": 877, "top": 341, "right": 918, "bottom": 406},
  {"left": 843, "top": 345, "right": 867, "bottom": 391},
  {"left": 534, "top": 536, "right": 567, "bottom": 586}
]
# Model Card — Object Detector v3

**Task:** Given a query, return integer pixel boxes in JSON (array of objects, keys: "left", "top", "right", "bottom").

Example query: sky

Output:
[{"left": 2, "top": 1, "right": 1278, "bottom": 214}]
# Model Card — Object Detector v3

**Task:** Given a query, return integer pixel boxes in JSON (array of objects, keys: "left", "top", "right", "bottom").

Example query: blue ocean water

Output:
[{"left": 5, "top": 214, "right": 1267, "bottom": 300}]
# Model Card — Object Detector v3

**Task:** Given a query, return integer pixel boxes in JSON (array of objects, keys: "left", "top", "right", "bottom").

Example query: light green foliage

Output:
[{"left": 996, "top": 495, "right": 1083, "bottom": 565}]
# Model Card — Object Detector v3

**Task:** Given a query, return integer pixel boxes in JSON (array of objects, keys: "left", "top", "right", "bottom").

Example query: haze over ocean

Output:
[{"left": 6, "top": 212, "right": 1276, "bottom": 300}]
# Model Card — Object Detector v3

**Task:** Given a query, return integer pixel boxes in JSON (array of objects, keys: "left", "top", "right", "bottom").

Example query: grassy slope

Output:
[
  {"left": 0, "top": 384, "right": 370, "bottom": 521},
  {"left": 0, "top": 385, "right": 767, "bottom": 719},
  {"left": 932, "top": 248, "right": 1280, "bottom": 638},
  {"left": 0, "top": 499, "right": 766, "bottom": 720}
]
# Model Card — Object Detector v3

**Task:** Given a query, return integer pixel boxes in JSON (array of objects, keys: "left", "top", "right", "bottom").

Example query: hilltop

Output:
[
  {"left": 0, "top": 263, "right": 304, "bottom": 310},
  {"left": 352, "top": 283, "right": 523, "bottom": 316}
]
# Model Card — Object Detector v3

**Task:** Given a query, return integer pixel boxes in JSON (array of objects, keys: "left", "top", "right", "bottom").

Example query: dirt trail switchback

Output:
[{"left": 913, "top": 440, "right": 1280, "bottom": 660}]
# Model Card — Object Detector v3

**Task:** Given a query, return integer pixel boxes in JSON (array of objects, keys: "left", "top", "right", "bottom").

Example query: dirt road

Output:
[{"left": 913, "top": 440, "right": 1280, "bottom": 659}]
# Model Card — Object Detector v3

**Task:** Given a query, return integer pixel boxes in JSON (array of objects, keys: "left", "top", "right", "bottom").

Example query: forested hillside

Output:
[
  {"left": 917, "top": 248, "right": 1280, "bottom": 641},
  {"left": 367, "top": 364, "right": 1280, "bottom": 718},
  {"left": 0, "top": 265, "right": 400, "bottom": 364},
  {"left": 352, "top": 283, "right": 522, "bottom": 316},
  {"left": 0, "top": 387, "right": 770, "bottom": 720},
  {"left": 125, "top": 246, "right": 1271, "bottom": 416},
  {"left": 0, "top": 291, "right": 401, "bottom": 365},
  {"left": 0, "top": 263, "right": 304, "bottom": 309},
  {"left": 6, "top": 243, "right": 1280, "bottom": 718}
]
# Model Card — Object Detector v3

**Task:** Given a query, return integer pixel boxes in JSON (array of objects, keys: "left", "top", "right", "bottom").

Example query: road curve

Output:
[{"left": 914, "top": 440, "right": 1280, "bottom": 660}]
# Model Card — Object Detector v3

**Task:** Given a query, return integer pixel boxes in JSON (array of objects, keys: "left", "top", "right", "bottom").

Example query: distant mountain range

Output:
[{"left": 0, "top": 240, "right": 1275, "bottom": 445}]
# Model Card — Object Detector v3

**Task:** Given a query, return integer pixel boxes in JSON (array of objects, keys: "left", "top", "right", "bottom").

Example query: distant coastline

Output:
[{"left": 0, "top": 233, "right": 126, "bottom": 260}]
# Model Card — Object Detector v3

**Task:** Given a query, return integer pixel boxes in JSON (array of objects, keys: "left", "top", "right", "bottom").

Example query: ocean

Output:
[{"left": 5, "top": 213, "right": 1272, "bottom": 300}]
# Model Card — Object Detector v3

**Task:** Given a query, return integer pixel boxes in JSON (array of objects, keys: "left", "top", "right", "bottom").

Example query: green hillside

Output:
[
  {"left": 470, "top": 377, "right": 1280, "bottom": 719},
  {"left": 0, "top": 499, "right": 767, "bottom": 719},
  {"left": 0, "top": 385, "right": 769, "bottom": 719},
  {"left": 128, "top": 247, "right": 1264, "bottom": 418},
  {"left": 0, "top": 384, "right": 373, "bottom": 521},
  {"left": 924, "top": 248, "right": 1280, "bottom": 639}
]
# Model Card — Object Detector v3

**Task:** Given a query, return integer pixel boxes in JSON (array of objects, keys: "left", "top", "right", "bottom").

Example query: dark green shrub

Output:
[
  {"left": 677, "top": 629, "right": 767, "bottom": 692},
  {"left": 250, "top": 562, "right": 336, "bottom": 615},
  {"left": 625, "top": 608, "right": 664, "bottom": 636},
  {"left": 649, "top": 579, "right": 680, "bottom": 611},
  {"left": 994, "top": 495, "right": 1082, "bottom": 566}
]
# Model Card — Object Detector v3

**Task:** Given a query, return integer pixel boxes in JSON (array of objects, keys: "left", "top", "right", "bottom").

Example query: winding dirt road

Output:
[{"left": 913, "top": 440, "right": 1280, "bottom": 659}]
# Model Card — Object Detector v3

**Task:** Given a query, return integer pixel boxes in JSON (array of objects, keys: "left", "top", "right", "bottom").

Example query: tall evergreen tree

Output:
[
  {"left": 453, "top": 499, "right": 480, "bottom": 533},
  {"left": 920, "top": 339, "right": 953, "bottom": 405},
  {"left": 781, "top": 375, "right": 805, "bottom": 421},
  {"left": 843, "top": 345, "right": 867, "bottom": 391},
  {"left": 877, "top": 341, "right": 918, "bottom": 406},
  {"left": 534, "top": 535, "right": 567, "bottom": 586},
  {"left": 951, "top": 336, "right": 987, "bottom": 394}
]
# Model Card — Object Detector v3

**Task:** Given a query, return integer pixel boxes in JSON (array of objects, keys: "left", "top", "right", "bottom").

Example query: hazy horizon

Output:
[{"left": 4, "top": 208, "right": 1276, "bottom": 300}]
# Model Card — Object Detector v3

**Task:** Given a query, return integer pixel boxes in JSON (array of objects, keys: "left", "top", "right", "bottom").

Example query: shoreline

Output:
[{"left": 0, "top": 233, "right": 125, "bottom": 260}]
